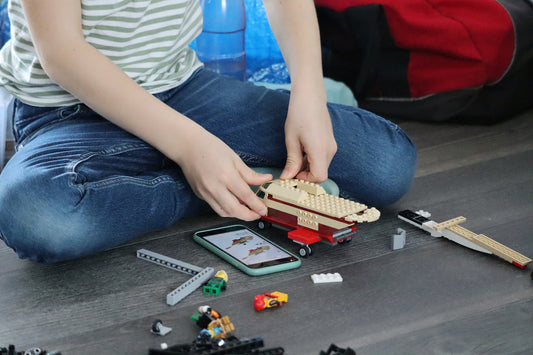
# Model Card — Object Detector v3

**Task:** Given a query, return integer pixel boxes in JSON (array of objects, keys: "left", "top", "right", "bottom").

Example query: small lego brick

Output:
[
  {"left": 151, "top": 319, "right": 172, "bottom": 336},
  {"left": 415, "top": 210, "right": 431, "bottom": 218},
  {"left": 311, "top": 273, "right": 343, "bottom": 283},
  {"left": 391, "top": 228, "right": 406, "bottom": 250}
]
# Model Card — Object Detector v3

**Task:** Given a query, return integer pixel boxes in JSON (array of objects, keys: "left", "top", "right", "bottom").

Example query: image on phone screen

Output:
[{"left": 195, "top": 225, "right": 300, "bottom": 270}]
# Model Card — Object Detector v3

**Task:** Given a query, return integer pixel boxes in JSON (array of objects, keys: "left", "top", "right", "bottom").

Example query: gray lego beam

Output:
[
  {"left": 137, "top": 249, "right": 203, "bottom": 276},
  {"left": 166, "top": 267, "right": 215, "bottom": 306}
]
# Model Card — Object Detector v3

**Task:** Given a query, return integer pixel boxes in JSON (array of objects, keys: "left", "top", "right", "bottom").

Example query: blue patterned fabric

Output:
[{"left": 0, "top": 0, "right": 10, "bottom": 48}]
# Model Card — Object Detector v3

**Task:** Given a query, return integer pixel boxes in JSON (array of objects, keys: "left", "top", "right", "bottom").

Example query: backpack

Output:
[{"left": 315, "top": 0, "right": 533, "bottom": 123}]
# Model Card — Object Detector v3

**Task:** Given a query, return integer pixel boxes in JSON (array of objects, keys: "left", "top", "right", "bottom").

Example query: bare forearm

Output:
[
  {"left": 39, "top": 39, "right": 197, "bottom": 163},
  {"left": 21, "top": 0, "right": 199, "bottom": 163}
]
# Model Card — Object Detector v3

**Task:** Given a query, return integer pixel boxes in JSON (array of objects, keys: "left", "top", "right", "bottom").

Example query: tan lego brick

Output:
[
  {"left": 473, "top": 234, "right": 532, "bottom": 267},
  {"left": 433, "top": 216, "right": 467, "bottom": 231}
]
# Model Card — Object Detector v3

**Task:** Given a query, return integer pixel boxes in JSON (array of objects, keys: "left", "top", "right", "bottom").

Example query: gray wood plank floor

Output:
[{"left": 1, "top": 109, "right": 532, "bottom": 355}]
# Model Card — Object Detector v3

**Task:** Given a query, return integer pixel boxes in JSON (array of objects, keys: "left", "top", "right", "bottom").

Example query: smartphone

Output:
[{"left": 193, "top": 224, "right": 301, "bottom": 276}]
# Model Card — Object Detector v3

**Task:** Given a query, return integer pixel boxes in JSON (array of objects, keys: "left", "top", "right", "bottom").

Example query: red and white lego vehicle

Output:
[{"left": 255, "top": 179, "right": 380, "bottom": 257}]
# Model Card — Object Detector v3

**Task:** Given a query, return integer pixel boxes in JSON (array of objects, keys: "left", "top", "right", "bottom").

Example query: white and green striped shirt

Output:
[{"left": 0, "top": 0, "right": 203, "bottom": 106}]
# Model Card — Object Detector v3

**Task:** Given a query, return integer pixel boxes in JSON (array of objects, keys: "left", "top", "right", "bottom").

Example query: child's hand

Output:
[
  {"left": 280, "top": 92, "right": 337, "bottom": 182},
  {"left": 175, "top": 127, "right": 272, "bottom": 221}
]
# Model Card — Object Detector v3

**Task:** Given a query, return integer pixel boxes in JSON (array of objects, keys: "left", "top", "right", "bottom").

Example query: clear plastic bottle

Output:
[{"left": 196, "top": 0, "right": 246, "bottom": 81}]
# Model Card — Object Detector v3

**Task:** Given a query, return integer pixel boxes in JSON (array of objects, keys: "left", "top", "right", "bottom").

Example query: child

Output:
[{"left": 0, "top": 0, "right": 416, "bottom": 263}]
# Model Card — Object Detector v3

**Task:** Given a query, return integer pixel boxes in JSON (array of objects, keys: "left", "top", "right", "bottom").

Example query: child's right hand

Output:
[{"left": 174, "top": 126, "right": 272, "bottom": 221}]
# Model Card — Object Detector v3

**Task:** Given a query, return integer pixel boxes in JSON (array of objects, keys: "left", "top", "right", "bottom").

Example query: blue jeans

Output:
[{"left": 0, "top": 68, "right": 416, "bottom": 262}]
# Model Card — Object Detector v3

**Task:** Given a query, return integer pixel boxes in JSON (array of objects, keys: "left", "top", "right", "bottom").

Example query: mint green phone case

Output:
[{"left": 193, "top": 224, "right": 301, "bottom": 276}]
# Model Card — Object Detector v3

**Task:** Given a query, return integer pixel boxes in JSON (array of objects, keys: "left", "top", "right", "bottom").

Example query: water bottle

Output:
[{"left": 196, "top": 0, "right": 246, "bottom": 81}]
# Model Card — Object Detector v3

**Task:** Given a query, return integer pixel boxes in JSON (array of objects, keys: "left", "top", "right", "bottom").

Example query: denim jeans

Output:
[{"left": 0, "top": 68, "right": 416, "bottom": 262}]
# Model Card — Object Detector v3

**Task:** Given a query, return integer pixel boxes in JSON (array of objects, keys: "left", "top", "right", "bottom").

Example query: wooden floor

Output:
[{"left": 1, "top": 109, "right": 532, "bottom": 355}]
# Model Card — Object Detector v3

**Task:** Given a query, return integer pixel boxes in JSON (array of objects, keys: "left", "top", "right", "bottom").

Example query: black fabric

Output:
[{"left": 317, "top": 0, "right": 533, "bottom": 123}]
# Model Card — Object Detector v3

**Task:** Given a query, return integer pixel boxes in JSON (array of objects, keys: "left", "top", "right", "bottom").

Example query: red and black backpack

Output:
[{"left": 315, "top": 0, "right": 533, "bottom": 123}]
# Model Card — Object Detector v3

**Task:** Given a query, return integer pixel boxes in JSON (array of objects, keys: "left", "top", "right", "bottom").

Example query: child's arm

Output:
[
  {"left": 263, "top": 0, "right": 337, "bottom": 182},
  {"left": 21, "top": 0, "right": 271, "bottom": 220}
]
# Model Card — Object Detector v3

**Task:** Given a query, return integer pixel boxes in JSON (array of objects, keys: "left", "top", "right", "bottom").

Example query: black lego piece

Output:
[
  {"left": 319, "top": 343, "right": 356, "bottom": 355},
  {"left": 1, "top": 345, "right": 62, "bottom": 355},
  {"left": 398, "top": 210, "right": 431, "bottom": 225},
  {"left": 148, "top": 336, "right": 284, "bottom": 355}
]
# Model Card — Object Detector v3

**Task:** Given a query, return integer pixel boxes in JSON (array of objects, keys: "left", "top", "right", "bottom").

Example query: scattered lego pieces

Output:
[
  {"left": 254, "top": 291, "right": 288, "bottom": 311},
  {"left": 191, "top": 306, "right": 234, "bottom": 340},
  {"left": 391, "top": 228, "right": 406, "bottom": 250},
  {"left": 151, "top": 319, "right": 172, "bottom": 336},
  {"left": 1, "top": 345, "right": 62, "bottom": 355},
  {"left": 149, "top": 306, "right": 285, "bottom": 354},
  {"left": 148, "top": 336, "right": 284, "bottom": 355},
  {"left": 311, "top": 272, "right": 343, "bottom": 283}
]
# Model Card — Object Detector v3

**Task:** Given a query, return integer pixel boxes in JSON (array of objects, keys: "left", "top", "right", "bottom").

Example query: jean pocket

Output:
[
  {"left": 16, "top": 104, "right": 83, "bottom": 150},
  {"left": 67, "top": 142, "right": 170, "bottom": 192}
]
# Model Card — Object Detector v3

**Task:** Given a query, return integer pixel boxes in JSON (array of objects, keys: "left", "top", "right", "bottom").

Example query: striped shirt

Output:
[{"left": 0, "top": 0, "right": 203, "bottom": 106}]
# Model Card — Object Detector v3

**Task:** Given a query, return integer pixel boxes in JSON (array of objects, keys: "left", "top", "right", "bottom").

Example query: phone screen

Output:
[{"left": 195, "top": 225, "right": 299, "bottom": 269}]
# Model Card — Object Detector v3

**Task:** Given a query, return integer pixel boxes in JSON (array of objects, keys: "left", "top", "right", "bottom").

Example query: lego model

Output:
[
  {"left": 137, "top": 249, "right": 215, "bottom": 305},
  {"left": 253, "top": 291, "right": 288, "bottom": 311},
  {"left": 398, "top": 210, "right": 532, "bottom": 269},
  {"left": 256, "top": 179, "right": 380, "bottom": 257},
  {"left": 203, "top": 270, "right": 228, "bottom": 296}
]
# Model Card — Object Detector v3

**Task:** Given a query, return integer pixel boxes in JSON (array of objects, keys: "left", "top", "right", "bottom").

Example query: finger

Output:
[
  {"left": 230, "top": 171, "right": 268, "bottom": 217},
  {"left": 239, "top": 164, "right": 273, "bottom": 187},
  {"left": 281, "top": 139, "right": 303, "bottom": 180},
  {"left": 205, "top": 185, "right": 263, "bottom": 221},
  {"left": 302, "top": 145, "right": 334, "bottom": 183}
]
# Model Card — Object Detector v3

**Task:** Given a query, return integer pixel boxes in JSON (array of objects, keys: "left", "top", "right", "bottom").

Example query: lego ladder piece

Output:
[
  {"left": 137, "top": 249, "right": 202, "bottom": 276},
  {"left": 166, "top": 267, "right": 215, "bottom": 306}
]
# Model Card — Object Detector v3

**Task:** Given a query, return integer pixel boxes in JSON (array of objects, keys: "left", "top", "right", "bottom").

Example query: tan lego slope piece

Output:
[
  {"left": 434, "top": 217, "right": 532, "bottom": 268},
  {"left": 268, "top": 179, "right": 380, "bottom": 223}
]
